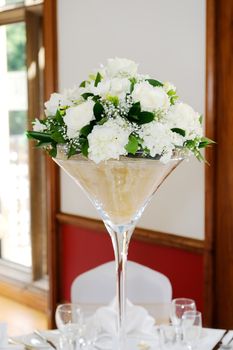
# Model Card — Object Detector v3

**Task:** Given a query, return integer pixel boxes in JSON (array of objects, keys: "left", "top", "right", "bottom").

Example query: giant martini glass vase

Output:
[{"left": 54, "top": 146, "right": 183, "bottom": 349}]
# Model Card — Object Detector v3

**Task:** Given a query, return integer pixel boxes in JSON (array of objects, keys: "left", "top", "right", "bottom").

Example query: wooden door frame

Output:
[
  {"left": 205, "top": 0, "right": 233, "bottom": 328},
  {"left": 43, "top": 0, "right": 60, "bottom": 327},
  {"left": 45, "top": 0, "right": 233, "bottom": 328}
]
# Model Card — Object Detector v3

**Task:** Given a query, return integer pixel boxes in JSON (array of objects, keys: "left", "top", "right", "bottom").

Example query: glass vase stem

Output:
[{"left": 106, "top": 223, "right": 134, "bottom": 349}]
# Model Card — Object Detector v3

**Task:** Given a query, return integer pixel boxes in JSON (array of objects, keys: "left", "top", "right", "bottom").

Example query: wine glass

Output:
[
  {"left": 158, "top": 324, "right": 177, "bottom": 349},
  {"left": 55, "top": 303, "right": 85, "bottom": 349},
  {"left": 182, "top": 310, "right": 202, "bottom": 349},
  {"left": 170, "top": 298, "right": 196, "bottom": 341}
]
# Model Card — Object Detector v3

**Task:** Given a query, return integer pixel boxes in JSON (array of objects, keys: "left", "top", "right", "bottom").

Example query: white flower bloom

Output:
[
  {"left": 63, "top": 85, "right": 82, "bottom": 102},
  {"left": 63, "top": 100, "right": 95, "bottom": 139},
  {"left": 33, "top": 118, "right": 47, "bottom": 132},
  {"left": 132, "top": 82, "right": 170, "bottom": 112},
  {"left": 44, "top": 93, "right": 72, "bottom": 117},
  {"left": 88, "top": 80, "right": 111, "bottom": 97},
  {"left": 88, "top": 118, "right": 131, "bottom": 163},
  {"left": 165, "top": 102, "right": 203, "bottom": 140},
  {"left": 87, "top": 77, "right": 130, "bottom": 100},
  {"left": 109, "top": 78, "right": 131, "bottom": 98},
  {"left": 138, "top": 122, "right": 176, "bottom": 162},
  {"left": 163, "top": 81, "right": 176, "bottom": 93},
  {"left": 106, "top": 58, "right": 138, "bottom": 77}
]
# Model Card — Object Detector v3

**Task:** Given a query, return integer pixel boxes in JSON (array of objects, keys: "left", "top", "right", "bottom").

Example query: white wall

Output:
[{"left": 57, "top": 0, "right": 206, "bottom": 239}]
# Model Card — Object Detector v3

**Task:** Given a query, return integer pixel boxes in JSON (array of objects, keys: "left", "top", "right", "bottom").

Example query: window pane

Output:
[
  {"left": 0, "top": 22, "right": 31, "bottom": 267},
  {"left": 0, "top": 0, "right": 24, "bottom": 7}
]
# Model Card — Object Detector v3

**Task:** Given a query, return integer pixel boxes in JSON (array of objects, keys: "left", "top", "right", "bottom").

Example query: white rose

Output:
[
  {"left": 88, "top": 80, "right": 111, "bottom": 97},
  {"left": 44, "top": 93, "right": 72, "bottom": 117},
  {"left": 87, "top": 78, "right": 130, "bottom": 100},
  {"left": 88, "top": 119, "right": 131, "bottom": 163},
  {"left": 165, "top": 102, "right": 203, "bottom": 140},
  {"left": 138, "top": 122, "right": 175, "bottom": 161},
  {"left": 33, "top": 118, "right": 47, "bottom": 132},
  {"left": 109, "top": 78, "right": 131, "bottom": 98},
  {"left": 63, "top": 100, "right": 95, "bottom": 139},
  {"left": 63, "top": 85, "right": 82, "bottom": 102},
  {"left": 106, "top": 58, "right": 138, "bottom": 77},
  {"left": 132, "top": 82, "right": 170, "bottom": 112}
]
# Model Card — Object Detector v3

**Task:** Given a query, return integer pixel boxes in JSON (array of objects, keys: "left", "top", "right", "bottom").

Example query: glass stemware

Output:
[
  {"left": 170, "top": 298, "right": 196, "bottom": 343},
  {"left": 55, "top": 303, "right": 85, "bottom": 350},
  {"left": 54, "top": 147, "right": 184, "bottom": 349},
  {"left": 182, "top": 310, "right": 202, "bottom": 349}
]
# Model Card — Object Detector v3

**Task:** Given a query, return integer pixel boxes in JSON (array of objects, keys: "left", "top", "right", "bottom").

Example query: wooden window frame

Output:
[{"left": 0, "top": 0, "right": 52, "bottom": 313}]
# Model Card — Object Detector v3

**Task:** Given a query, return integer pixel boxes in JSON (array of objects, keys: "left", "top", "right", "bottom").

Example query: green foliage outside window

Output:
[{"left": 6, "top": 22, "right": 26, "bottom": 71}]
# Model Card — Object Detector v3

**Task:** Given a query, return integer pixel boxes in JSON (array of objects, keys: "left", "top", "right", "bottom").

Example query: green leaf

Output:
[
  {"left": 167, "top": 90, "right": 179, "bottom": 105},
  {"left": 92, "top": 95, "right": 101, "bottom": 102},
  {"left": 79, "top": 80, "right": 87, "bottom": 88},
  {"left": 26, "top": 131, "right": 53, "bottom": 142},
  {"left": 130, "top": 77, "right": 137, "bottom": 93},
  {"left": 138, "top": 111, "right": 154, "bottom": 125},
  {"left": 93, "top": 101, "right": 105, "bottom": 121},
  {"left": 127, "top": 102, "right": 141, "bottom": 122},
  {"left": 97, "top": 117, "right": 108, "bottom": 125},
  {"left": 94, "top": 72, "right": 102, "bottom": 87},
  {"left": 55, "top": 109, "right": 64, "bottom": 124},
  {"left": 170, "top": 95, "right": 179, "bottom": 105},
  {"left": 171, "top": 128, "right": 186, "bottom": 137},
  {"left": 198, "top": 136, "right": 215, "bottom": 148},
  {"left": 80, "top": 138, "right": 89, "bottom": 157},
  {"left": 80, "top": 123, "right": 94, "bottom": 137},
  {"left": 146, "top": 79, "right": 163, "bottom": 87},
  {"left": 81, "top": 92, "right": 94, "bottom": 100},
  {"left": 68, "top": 144, "right": 77, "bottom": 158},
  {"left": 51, "top": 131, "right": 66, "bottom": 143},
  {"left": 48, "top": 145, "right": 57, "bottom": 157},
  {"left": 125, "top": 135, "right": 139, "bottom": 154},
  {"left": 199, "top": 115, "right": 203, "bottom": 124},
  {"left": 167, "top": 89, "right": 176, "bottom": 96}
]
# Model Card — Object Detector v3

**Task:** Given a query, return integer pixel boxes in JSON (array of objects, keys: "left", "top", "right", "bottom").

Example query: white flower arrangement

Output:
[{"left": 27, "top": 58, "right": 213, "bottom": 163}]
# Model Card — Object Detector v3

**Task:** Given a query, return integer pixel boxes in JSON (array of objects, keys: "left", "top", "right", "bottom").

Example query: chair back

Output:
[{"left": 71, "top": 260, "right": 172, "bottom": 304}]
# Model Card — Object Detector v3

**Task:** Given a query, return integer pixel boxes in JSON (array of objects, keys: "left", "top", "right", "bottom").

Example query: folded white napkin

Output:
[{"left": 91, "top": 298, "right": 155, "bottom": 337}]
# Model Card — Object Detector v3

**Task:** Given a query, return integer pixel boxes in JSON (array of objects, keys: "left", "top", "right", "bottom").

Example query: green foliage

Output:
[
  {"left": 67, "top": 143, "right": 78, "bottom": 158},
  {"left": 129, "top": 77, "right": 137, "bottom": 93},
  {"left": 125, "top": 134, "right": 139, "bottom": 154},
  {"left": 80, "top": 123, "right": 94, "bottom": 137},
  {"left": 167, "top": 89, "right": 179, "bottom": 105},
  {"left": 127, "top": 103, "right": 154, "bottom": 124},
  {"left": 79, "top": 138, "right": 89, "bottom": 157},
  {"left": 93, "top": 101, "right": 105, "bottom": 121},
  {"left": 198, "top": 136, "right": 215, "bottom": 148},
  {"left": 107, "top": 95, "right": 119, "bottom": 106},
  {"left": 94, "top": 72, "right": 102, "bottom": 87},
  {"left": 171, "top": 128, "right": 186, "bottom": 137},
  {"left": 81, "top": 92, "right": 94, "bottom": 100},
  {"left": 79, "top": 80, "right": 87, "bottom": 88},
  {"left": 138, "top": 111, "right": 154, "bottom": 124},
  {"left": 127, "top": 102, "right": 141, "bottom": 122},
  {"left": 9, "top": 110, "right": 27, "bottom": 135},
  {"left": 146, "top": 79, "right": 163, "bottom": 87},
  {"left": 6, "top": 22, "right": 26, "bottom": 71}
]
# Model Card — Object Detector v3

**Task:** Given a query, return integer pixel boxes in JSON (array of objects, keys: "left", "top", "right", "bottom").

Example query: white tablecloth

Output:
[{"left": 9, "top": 328, "right": 233, "bottom": 350}]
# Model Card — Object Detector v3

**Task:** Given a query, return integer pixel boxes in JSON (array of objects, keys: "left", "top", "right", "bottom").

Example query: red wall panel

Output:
[{"left": 60, "top": 223, "right": 204, "bottom": 312}]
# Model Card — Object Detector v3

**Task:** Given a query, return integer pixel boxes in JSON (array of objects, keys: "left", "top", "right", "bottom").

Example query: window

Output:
[
  {"left": 0, "top": 21, "right": 31, "bottom": 267},
  {"left": 0, "top": 0, "right": 48, "bottom": 287}
]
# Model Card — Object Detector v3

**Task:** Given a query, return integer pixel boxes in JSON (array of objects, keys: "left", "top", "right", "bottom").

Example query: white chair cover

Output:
[{"left": 71, "top": 260, "right": 172, "bottom": 304}]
